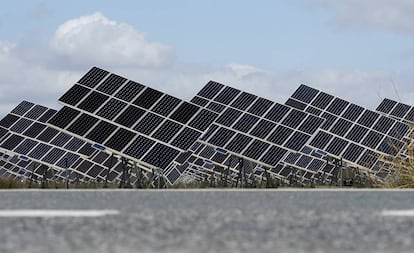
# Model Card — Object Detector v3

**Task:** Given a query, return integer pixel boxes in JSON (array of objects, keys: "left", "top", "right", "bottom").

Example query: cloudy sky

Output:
[{"left": 1, "top": 0, "right": 414, "bottom": 116}]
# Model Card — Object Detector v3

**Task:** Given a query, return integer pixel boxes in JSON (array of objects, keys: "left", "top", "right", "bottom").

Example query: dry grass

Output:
[{"left": 382, "top": 125, "right": 414, "bottom": 188}]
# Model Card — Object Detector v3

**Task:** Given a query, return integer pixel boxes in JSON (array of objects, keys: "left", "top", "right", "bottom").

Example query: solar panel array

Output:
[
  {"left": 48, "top": 67, "right": 211, "bottom": 183},
  {"left": 171, "top": 81, "right": 335, "bottom": 184},
  {"left": 286, "top": 84, "right": 409, "bottom": 179},
  {"left": 0, "top": 101, "right": 131, "bottom": 183},
  {"left": 1, "top": 66, "right": 410, "bottom": 185}
]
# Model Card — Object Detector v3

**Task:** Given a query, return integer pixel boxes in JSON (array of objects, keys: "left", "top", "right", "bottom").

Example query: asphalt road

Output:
[{"left": 0, "top": 189, "right": 413, "bottom": 253}]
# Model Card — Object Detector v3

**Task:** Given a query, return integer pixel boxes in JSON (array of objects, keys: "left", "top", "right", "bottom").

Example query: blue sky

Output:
[{"left": 1, "top": 0, "right": 414, "bottom": 116}]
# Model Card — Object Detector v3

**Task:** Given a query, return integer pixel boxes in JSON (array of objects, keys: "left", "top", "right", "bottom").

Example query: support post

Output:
[{"left": 65, "top": 158, "right": 69, "bottom": 189}]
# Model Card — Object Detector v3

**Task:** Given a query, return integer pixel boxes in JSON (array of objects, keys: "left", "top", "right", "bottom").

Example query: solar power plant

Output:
[
  {"left": 0, "top": 101, "right": 131, "bottom": 184},
  {"left": 286, "top": 84, "right": 409, "bottom": 179},
  {"left": 2, "top": 65, "right": 402, "bottom": 186},
  {"left": 178, "top": 81, "right": 335, "bottom": 185},
  {"left": 47, "top": 67, "right": 214, "bottom": 184}
]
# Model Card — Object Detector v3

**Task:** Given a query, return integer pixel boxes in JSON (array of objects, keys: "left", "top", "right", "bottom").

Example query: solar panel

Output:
[
  {"left": 390, "top": 103, "right": 411, "bottom": 119},
  {"left": 376, "top": 98, "right": 414, "bottom": 126},
  {"left": 230, "top": 92, "right": 257, "bottom": 110},
  {"left": 247, "top": 97, "right": 273, "bottom": 116},
  {"left": 114, "top": 105, "right": 145, "bottom": 128},
  {"left": 124, "top": 135, "right": 155, "bottom": 159},
  {"left": 325, "top": 137, "right": 349, "bottom": 157},
  {"left": 50, "top": 67, "right": 213, "bottom": 178},
  {"left": 298, "top": 115, "right": 325, "bottom": 134},
  {"left": 281, "top": 110, "right": 307, "bottom": 129},
  {"left": 311, "top": 92, "right": 334, "bottom": 110},
  {"left": 77, "top": 66, "right": 109, "bottom": 88},
  {"left": 267, "top": 126, "right": 293, "bottom": 146},
  {"left": 284, "top": 132, "right": 311, "bottom": 151},
  {"left": 285, "top": 98, "right": 306, "bottom": 110},
  {"left": 345, "top": 124, "right": 369, "bottom": 143},
  {"left": 0, "top": 114, "right": 20, "bottom": 129},
  {"left": 357, "top": 110, "right": 380, "bottom": 128},
  {"left": 24, "top": 105, "right": 48, "bottom": 120},
  {"left": 197, "top": 81, "right": 224, "bottom": 99},
  {"left": 330, "top": 118, "right": 353, "bottom": 137},
  {"left": 152, "top": 120, "right": 182, "bottom": 143},
  {"left": 133, "top": 87, "right": 163, "bottom": 109},
  {"left": 341, "top": 104, "right": 364, "bottom": 122},
  {"left": 225, "top": 133, "right": 253, "bottom": 153},
  {"left": 11, "top": 101, "right": 35, "bottom": 116},
  {"left": 341, "top": 143, "right": 364, "bottom": 163},
  {"left": 96, "top": 73, "right": 127, "bottom": 95},
  {"left": 376, "top": 98, "right": 398, "bottom": 114},
  {"left": 326, "top": 98, "right": 349, "bottom": 116},
  {"left": 372, "top": 116, "right": 395, "bottom": 135},
  {"left": 170, "top": 127, "right": 202, "bottom": 150},
  {"left": 188, "top": 109, "right": 218, "bottom": 131},
  {"left": 66, "top": 113, "right": 99, "bottom": 136},
  {"left": 214, "top": 86, "right": 241, "bottom": 105},
  {"left": 23, "top": 122, "right": 47, "bottom": 138},
  {"left": 250, "top": 119, "right": 276, "bottom": 139},
  {"left": 114, "top": 80, "right": 145, "bottom": 102},
  {"left": 286, "top": 85, "right": 409, "bottom": 180},
  {"left": 264, "top": 103, "right": 290, "bottom": 122},
  {"left": 104, "top": 128, "right": 136, "bottom": 152},
  {"left": 291, "top": 84, "right": 319, "bottom": 104},
  {"left": 233, "top": 114, "right": 259, "bottom": 133},
  {"left": 133, "top": 112, "right": 164, "bottom": 135},
  {"left": 78, "top": 91, "right": 109, "bottom": 113},
  {"left": 10, "top": 118, "right": 33, "bottom": 133},
  {"left": 190, "top": 96, "right": 209, "bottom": 107},
  {"left": 206, "top": 101, "right": 226, "bottom": 113},
  {"left": 216, "top": 108, "right": 243, "bottom": 127},
  {"left": 170, "top": 102, "right": 200, "bottom": 124},
  {"left": 96, "top": 98, "right": 128, "bottom": 120},
  {"left": 152, "top": 95, "right": 181, "bottom": 117}
]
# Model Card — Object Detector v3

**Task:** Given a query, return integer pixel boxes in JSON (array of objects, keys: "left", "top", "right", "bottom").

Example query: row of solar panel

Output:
[
  {"left": 0, "top": 132, "right": 129, "bottom": 184},
  {"left": 0, "top": 103, "right": 136, "bottom": 181},
  {"left": 195, "top": 81, "right": 277, "bottom": 116},
  {"left": 288, "top": 100, "right": 409, "bottom": 141},
  {"left": 48, "top": 106, "right": 187, "bottom": 168},
  {"left": 191, "top": 98, "right": 325, "bottom": 136},
  {"left": 61, "top": 83, "right": 211, "bottom": 131},
  {"left": 283, "top": 85, "right": 412, "bottom": 181},
  {"left": 290, "top": 85, "right": 410, "bottom": 138},
  {"left": 0, "top": 98, "right": 187, "bottom": 185}
]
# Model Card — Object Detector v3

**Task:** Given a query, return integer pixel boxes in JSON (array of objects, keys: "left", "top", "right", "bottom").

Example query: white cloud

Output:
[
  {"left": 0, "top": 13, "right": 176, "bottom": 116},
  {"left": 0, "top": 12, "right": 414, "bottom": 119},
  {"left": 50, "top": 12, "right": 175, "bottom": 69},
  {"left": 310, "top": 0, "right": 414, "bottom": 35},
  {"left": 0, "top": 41, "right": 80, "bottom": 111}
]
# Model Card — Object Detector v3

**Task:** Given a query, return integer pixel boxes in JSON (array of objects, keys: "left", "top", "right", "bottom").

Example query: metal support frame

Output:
[{"left": 326, "top": 156, "right": 344, "bottom": 187}]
